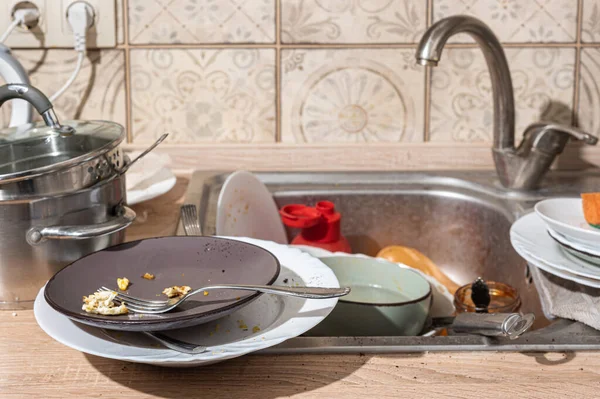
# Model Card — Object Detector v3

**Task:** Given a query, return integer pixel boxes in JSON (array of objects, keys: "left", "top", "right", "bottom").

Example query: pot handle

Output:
[
  {"left": 26, "top": 206, "right": 136, "bottom": 246},
  {"left": 0, "top": 83, "right": 75, "bottom": 135}
]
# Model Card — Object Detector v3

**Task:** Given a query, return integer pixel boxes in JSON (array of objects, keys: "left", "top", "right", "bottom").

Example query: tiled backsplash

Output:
[{"left": 1, "top": 0, "right": 599, "bottom": 152}]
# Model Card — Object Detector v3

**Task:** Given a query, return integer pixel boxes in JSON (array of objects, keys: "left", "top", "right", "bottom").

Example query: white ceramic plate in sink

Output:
[
  {"left": 216, "top": 171, "right": 287, "bottom": 244},
  {"left": 34, "top": 238, "right": 338, "bottom": 367},
  {"left": 535, "top": 198, "right": 600, "bottom": 245},
  {"left": 511, "top": 212, "right": 600, "bottom": 288}
]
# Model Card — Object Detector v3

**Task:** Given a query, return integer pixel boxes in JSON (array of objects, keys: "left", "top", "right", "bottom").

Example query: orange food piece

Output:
[{"left": 582, "top": 193, "right": 600, "bottom": 227}]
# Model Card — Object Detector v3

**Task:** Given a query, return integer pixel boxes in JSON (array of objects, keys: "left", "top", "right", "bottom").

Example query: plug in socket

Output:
[
  {"left": 1, "top": 0, "right": 46, "bottom": 48},
  {"left": 52, "top": 0, "right": 115, "bottom": 48}
]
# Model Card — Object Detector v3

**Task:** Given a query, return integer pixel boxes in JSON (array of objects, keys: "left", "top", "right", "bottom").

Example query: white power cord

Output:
[
  {"left": 0, "top": 8, "right": 40, "bottom": 43},
  {"left": 49, "top": 2, "right": 94, "bottom": 102}
]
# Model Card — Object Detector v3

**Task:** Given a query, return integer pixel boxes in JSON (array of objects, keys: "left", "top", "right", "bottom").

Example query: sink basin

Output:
[{"left": 195, "top": 170, "right": 600, "bottom": 352}]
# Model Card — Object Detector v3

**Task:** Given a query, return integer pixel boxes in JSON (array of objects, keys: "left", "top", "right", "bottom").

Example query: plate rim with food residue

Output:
[{"left": 43, "top": 236, "right": 280, "bottom": 331}]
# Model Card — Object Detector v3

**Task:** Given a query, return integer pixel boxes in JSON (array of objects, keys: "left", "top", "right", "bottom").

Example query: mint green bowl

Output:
[{"left": 306, "top": 256, "right": 432, "bottom": 337}]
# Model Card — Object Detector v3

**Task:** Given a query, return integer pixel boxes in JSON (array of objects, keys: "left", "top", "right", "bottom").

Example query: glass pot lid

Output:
[
  {"left": 0, "top": 120, "right": 125, "bottom": 182},
  {"left": 0, "top": 84, "right": 125, "bottom": 183}
]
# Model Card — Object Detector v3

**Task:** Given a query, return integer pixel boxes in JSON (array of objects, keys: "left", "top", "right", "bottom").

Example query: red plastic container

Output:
[{"left": 279, "top": 201, "right": 351, "bottom": 253}]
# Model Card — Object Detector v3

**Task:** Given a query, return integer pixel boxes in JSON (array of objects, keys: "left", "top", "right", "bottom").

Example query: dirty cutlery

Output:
[
  {"left": 180, "top": 204, "right": 202, "bottom": 236},
  {"left": 142, "top": 331, "right": 207, "bottom": 354},
  {"left": 100, "top": 284, "right": 350, "bottom": 314}
]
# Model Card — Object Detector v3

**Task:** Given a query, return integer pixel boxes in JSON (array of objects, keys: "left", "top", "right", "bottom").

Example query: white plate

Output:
[
  {"left": 216, "top": 171, "right": 287, "bottom": 244},
  {"left": 535, "top": 198, "right": 600, "bottom": 245},
  {"left": 34, "top": 238, "right": 339, "bottom": 367},
  {"left": 292, "top": 245, "right": 455, "bottom": 318},
  {"left": 547, "top": 228, "right": 600, "bottom": 257},
  {"left": 547, "top": 228, "right": 600, "bottom": 266},
  {"left": 511, "top": 212, "right": 600, "bottom": 288},
  {"left": 127, "top": 168, "right": 176, "bottom": 205}
]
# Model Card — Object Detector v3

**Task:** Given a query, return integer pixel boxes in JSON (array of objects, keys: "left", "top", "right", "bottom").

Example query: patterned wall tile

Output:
[
  {"left": 433, "top": 0, "right": 578, "bottom": 43},
  {"left": 579, "top": 49, "right": 600, "bottom": 135},
  {"left": 128, "top": 0, "right": 275, "bottom": 44},
  {"left": 281, "top": 0, "right": 427, "bottom": 43},
  {"left": 281, "top": 49, "right": 425, "bottom": 143},
  {"left": 0, "top": 50, "right": 126, "bottom": 128},
  {"left": 429, "top": 47, "right": 575, "bottom": 142},
  {"left": 582, "top": 0, "right": 600, "bottom": 42},
  {"left": 130, "top": 49, "right": 276, "bottom": 143}
]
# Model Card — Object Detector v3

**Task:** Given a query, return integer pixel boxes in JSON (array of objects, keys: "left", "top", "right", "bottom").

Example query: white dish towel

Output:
[{"left": 530, "top": 264, "right": 600, "bottom": 330}]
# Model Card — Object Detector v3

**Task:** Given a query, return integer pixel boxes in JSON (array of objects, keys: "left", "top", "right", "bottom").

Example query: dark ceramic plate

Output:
[{"left": 44, "top": 236, "right": 280, "bottom": 331}]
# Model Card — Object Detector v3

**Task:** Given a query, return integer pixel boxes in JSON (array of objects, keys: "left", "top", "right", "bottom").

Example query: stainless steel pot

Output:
[
  {"left": 0, "top": 84, "right": 126, "bottom": 200},
  {"left": 0, "top": 173, "right": 135, "bottom": 310}
]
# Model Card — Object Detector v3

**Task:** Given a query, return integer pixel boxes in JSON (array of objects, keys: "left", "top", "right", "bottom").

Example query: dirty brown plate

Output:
[{"left": 44, "top": 236, "right": 280, "bottom": 331}]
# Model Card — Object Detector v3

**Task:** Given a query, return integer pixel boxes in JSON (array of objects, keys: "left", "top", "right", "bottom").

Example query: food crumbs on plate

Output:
[
  {"left": 235, "top": 297, "right": 240, "bottom": 301},
  {"left": 237, "top": 320, "right": 248, "bottom": 330},
  {"left": 252, "top": 326, "right": 261, "bottom": 333},
  {"left": 181, "top": 273, "right": 184, "bottom": 277},
  {"left": 283, "top": 278, "right": 288, "bottom": 284},
  {"left": 222, "top": 270, "right": 225, "bottom": 273},
  {"left": 162, "top": 286, "right": 191, "bottom": 298},
  {"left": 203, "top": 291, "right": 209, "bottom": 296},
  {"left": 215, "top": 324, "right": 220, "bottom": 331},
  {"left": 82, "top": 291, "right": 128, "bottom": 315},
  {"left": 142, "top": 273, "right": 155, "bottom": 280},
  {"left": 117, "top": 277, "right": 130, "bottom": 291}
]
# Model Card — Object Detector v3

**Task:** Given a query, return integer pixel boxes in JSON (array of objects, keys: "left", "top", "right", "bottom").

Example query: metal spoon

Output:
[{"left": 119, "top": 133, "right": 168, "bottom": 175}]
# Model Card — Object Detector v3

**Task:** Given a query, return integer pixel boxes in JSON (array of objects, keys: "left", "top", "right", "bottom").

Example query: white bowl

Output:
[{"left": 534, "top": 198, "right": 600, "bottom": 245}]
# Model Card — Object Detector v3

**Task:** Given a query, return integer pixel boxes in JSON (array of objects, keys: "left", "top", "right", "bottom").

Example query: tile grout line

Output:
[
  {"left": 275, "top": 0, "right": 281, "bottom": 143},
  {"left": 107, "top": 42, "right": 586, "bottom": 50},
  {"left": 423, "top": 0, "right": 433, "bottom": 142},
  {"left": 572, "top": 0, "right": 584, "bottom": 127},
  {"left": 122, "top": 0, "right": 133, "bottom": 144}
]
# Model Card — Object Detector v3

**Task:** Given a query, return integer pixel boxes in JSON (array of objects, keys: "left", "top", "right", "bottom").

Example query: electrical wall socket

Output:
[
  {"left": 1, "top": 0, "right": 116, "bottom": 49},
  {"left": 1, "top": 0, "right": 48, "bottom": 48},
  {"left": 51, "top": 0, "right": 116, "bottom": 48}
]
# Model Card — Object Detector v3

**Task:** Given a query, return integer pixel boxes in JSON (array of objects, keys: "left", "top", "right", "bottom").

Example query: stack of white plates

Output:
[
  {"left": 34, "top": 238, "right": 339, "bottom": 367},
  {"left": 510, "top": 198, "right": 600, "bottom": 288}
]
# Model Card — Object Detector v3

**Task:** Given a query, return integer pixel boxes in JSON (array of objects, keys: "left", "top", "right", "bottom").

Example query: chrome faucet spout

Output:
[
  {"left": 416, "top": 16, "right": 597, "bottom": 190},
  {"left": 416, "top": 15, "right": 515, "bottom": 150}
]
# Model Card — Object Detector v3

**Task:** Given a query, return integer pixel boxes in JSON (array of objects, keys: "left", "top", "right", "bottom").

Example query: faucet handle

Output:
[
  {"left": 519, "top": 122, "right": 597, "bottom": 158},
  {"left": 510, "top": 122, "right": 597, "bottom": 190},
  {"left": 524, "top": 122, "right": 598, "bottom": 146}
]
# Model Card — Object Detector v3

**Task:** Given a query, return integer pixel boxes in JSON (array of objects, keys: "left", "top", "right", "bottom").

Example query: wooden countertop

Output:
[{"left": 2, "top": 177, "right": 600, "bottom": 398}]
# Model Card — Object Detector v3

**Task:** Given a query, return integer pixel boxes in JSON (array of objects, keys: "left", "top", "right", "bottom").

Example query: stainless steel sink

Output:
[{"left": 194, "top": 170, "right": 600, "bottom": 352}]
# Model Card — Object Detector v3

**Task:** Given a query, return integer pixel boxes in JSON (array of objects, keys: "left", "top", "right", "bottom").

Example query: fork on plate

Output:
[{"left": 99, "top": 284, "right": 350, "bottom": 314}]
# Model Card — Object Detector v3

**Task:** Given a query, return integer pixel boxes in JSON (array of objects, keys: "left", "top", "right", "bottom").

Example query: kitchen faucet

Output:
[{"left": 416, "top": 15, "right": 598, "bottom": 190}]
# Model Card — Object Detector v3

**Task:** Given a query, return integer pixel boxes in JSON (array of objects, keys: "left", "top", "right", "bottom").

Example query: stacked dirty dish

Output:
[
  {"left": 510, "top": 198, "right": 600, "bottom": 288},
  {"left": 34, "top": 236, "right": 342, "bottom": 367}
]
